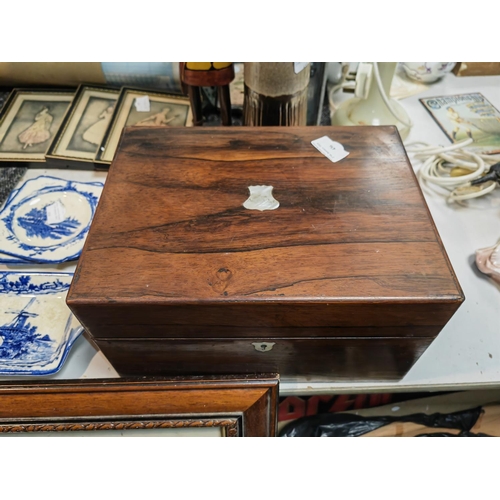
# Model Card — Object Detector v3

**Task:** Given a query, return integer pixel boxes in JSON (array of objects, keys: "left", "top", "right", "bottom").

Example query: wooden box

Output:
[{"left": 67, "top": 126, "right": 464, "bottom": 381}]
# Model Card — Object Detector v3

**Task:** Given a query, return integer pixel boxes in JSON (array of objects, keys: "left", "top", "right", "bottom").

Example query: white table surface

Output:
[{"left": 2, "top": 72, "right": 500, "bottom": 396}]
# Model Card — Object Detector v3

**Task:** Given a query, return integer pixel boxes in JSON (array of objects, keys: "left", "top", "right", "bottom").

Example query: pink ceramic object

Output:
[{"left": 476, "top": 241, "right": 500, "bottom": 285}]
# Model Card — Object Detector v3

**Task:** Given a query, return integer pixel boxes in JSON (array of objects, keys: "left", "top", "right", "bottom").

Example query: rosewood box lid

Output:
[{"left": 68, "top": 126, "right": 463, "bottom": 339}]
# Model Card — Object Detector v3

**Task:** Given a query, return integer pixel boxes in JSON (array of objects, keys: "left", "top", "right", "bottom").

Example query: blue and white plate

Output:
[
  {"left": 0, "top": 272, "right": 82, "bottom": 375},
  {"left": 0, "top": 253, "right": 27, "bottom": 264},
  {"left": 0, "top": 188, "right": 26, "bottom": 264},
  {"left": 0, "top": 176, "right": 103, "bottom": 263}
]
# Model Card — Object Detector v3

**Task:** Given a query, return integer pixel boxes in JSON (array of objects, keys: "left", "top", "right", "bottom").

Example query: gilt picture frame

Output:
[
  {"left": 95, "top": 87, "right": 192, "bottom": 165},
  {"left": 0, "top": 89, "right": 74, "bottom": 162},
  {"left": 0, "top": 375, "right": 278, "bottom": 437},
  {"left": 46, "top": 85, "right": 120, "bottom": 168}
]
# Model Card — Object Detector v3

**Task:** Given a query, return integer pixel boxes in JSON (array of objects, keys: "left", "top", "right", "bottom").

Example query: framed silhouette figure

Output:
[
  {"left": 0, "top": 89, "right": 74, "bottom": 162},
  {"left": 47, "top": 85, "right": 119, "bottom": 168}
]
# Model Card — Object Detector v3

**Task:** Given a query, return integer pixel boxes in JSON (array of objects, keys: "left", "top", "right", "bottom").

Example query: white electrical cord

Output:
[
  {"left": 328, "top": 64, "right": 352, "bottom": 119},
  {"left": 405, "top": 138, "right": 500, "bottom": 203},
  {"left": 372, "top": 62, "right": 413, "bottom": 129}
]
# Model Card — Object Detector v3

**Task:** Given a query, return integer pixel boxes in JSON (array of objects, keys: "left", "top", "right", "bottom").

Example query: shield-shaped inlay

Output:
[{"left": 243, "top": 185, "right": 279, "bottom": 211}]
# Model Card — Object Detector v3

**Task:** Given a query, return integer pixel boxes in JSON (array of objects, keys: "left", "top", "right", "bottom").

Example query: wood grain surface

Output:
[
  {"left": 70, "top": 126, "right": 461, "bottom": 302},
  {"left": 94, "top": 337, "right": 433, "bottom": 380},
  {"left": 67, "top": 126, "right": 464, "bottom": 379}
]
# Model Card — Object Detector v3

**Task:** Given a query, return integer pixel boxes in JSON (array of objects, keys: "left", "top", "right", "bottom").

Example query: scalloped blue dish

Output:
[{"left": 0, "top": 176, "right": 103, "bottom": 263}]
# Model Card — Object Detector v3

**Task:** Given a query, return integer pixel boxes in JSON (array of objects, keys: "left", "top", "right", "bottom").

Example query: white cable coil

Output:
[{"left": 405, "top": 138, "right": 500, "bottom": 202}]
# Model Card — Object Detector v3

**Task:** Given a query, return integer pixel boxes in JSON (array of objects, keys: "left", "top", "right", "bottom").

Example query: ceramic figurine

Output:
[{"left": 180, "top": 62, "right": 235, "bottom": 126}]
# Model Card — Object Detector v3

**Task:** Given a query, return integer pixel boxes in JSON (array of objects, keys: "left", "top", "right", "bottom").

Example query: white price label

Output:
[
  {"left": 134, "top": 95, "right": 151, "bottom": 112},
  {"left": 294, "top": 62, "right": 308, "bottom": 74},
  {"left": 311, "top": 136, "right": 350, "bottom": 163},
  {"left": 45, "top": 201, "right": 66, "bottom": 225}
]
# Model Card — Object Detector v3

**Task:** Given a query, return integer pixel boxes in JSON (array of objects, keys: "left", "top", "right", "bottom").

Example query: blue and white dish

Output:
[
  {"left": 0, "top": 272, "right": 83, "bottom": 375},
  {"left": 0, "top": 252, "right": 27, "bottom": 264},
  {"left": 0, "top": 188, "right": 28, "bottom": 263},
  {"left": 0, "top": 176, "right": 103, "bottom": 263}
]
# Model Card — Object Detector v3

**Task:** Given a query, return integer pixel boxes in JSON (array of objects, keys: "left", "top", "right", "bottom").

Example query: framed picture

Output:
[
  {"left": 96, "top": 88, "right": 193, "bottom": 165},
  {"left": 0, "top": 89, "right": 74, "bottom": 162},
  {"left": 46, "top": 85, "right": 120, "bottom": 168},
  {"left": 0, "top": 374, "right": 279, "bottom": 437}
]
